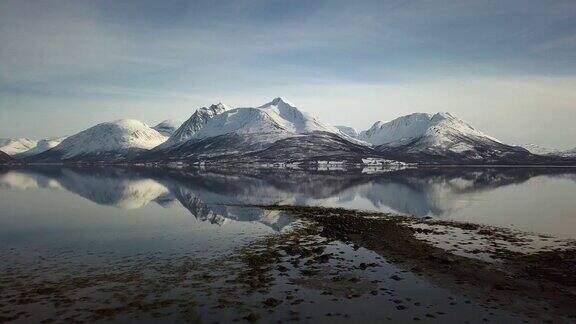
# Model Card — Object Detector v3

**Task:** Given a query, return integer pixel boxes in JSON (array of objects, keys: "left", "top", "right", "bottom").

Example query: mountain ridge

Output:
[
  {"left": 17, "top": 137, "right": 67, "bottom": 158},
  {"left": 0, "top": 138, "right": 37, "bottom": 156},
  {"left": 137, "top": 98, "right": 380, "bottom": 165},
  {"left": 159, "top": 103, "right": 228, "bottom": 149},
  {"left": 2, "top": 98, "right": 574, "bottom": 166}
]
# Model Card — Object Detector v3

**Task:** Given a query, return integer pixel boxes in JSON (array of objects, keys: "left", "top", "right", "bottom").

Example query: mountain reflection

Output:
[{"left": 1, "top": 166, "right": 575, "bottom": 228}]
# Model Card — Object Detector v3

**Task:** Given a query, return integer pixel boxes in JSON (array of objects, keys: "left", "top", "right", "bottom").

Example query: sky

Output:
[{"left": 0, "top": 0, "right": 575, "bottom": 149}]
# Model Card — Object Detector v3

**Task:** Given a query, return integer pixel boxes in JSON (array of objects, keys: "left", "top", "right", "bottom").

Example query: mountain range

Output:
[{"left": 1, "top": 97, "right": 575, "bottom": 166}]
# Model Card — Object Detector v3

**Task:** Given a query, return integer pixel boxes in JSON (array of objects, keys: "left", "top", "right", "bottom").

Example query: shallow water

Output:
[{"left": 1, "top": 166, "right": 575, "bottom": 322}]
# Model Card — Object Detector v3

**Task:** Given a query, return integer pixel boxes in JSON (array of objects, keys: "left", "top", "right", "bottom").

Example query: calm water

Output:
[
  {"left": 1, "top": 166, "right": 576, "bottom": 240},
  {"left": 1, "top": 166, "right": 575, "bottom": 323}
]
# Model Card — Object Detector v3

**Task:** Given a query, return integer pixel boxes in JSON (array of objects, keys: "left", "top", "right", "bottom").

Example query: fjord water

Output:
[
  {"left": 1, "top": 166, "right": 576, "bottom": 322},
  {"left": 5, "top": 166, "right": 575, "bottom": 237}
]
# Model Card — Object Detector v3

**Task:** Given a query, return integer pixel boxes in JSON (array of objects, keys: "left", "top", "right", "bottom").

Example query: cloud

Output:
[
  {"left": 0, "top": 0, "right": 575, "bottom": 148},
  {"left": 0, "top": 1, "right": 135, "bottom": 83}
]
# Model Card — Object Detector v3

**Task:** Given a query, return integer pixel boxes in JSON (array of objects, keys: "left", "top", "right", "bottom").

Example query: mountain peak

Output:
[
  {"left": 159, "top": 103, "right": 228, "bottom": 147},
  {"left": 109, "top": 119, "right": 151, "bottom": 128},
  {"left": 358, "top": 112, "right": 497, "bottom": 147},
  {"left": 199, "top": 103, "right": 228, "bottom": 116},
  {"left": 431, "top": 112, "right": 455, "bottom": 121},
  {"left": 208, "top": 103, "right": 229, "bottom": 111},
  {"left": 264, "top": 97, "right": 294, "bottom": 107},
  {"left": 187, "top": 97, "right": 340, "bottom": 141},
  {"left": 370, "top": 121, "right": 386, "bottom": 130}
]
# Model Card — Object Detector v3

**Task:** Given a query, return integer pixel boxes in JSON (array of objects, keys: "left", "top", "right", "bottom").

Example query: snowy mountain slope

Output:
[
  {"left": 333, "top": 112, "right": 570, "bottom": 164},
  {"left": 518, "top": 144, "right": 562, "bottom": 156},
  {"left": 188, "top": 98, "right": 340, "bottom": 141},
  {"left": 159, "top": 103, "right": 228, "bottom": 148},
  {"left": 358, "top": 112, "right": 499, "bottom": 147},
  {"left": 518, "top": 144, "right": 576, "bottom": 157},
  {"left": 0, "top": 138, "right": 37, "bottom": 156},
  {"left": 336, "top": 126, "right": 359, "bottom": 138},
  {"left": 561, "top": 147, "right": 576, "bottom": 157},
  {"left": 17, "top": 137, "right": 67, "bottom": 158},
  {"left": 139, "top": 98, "right": 374, "bottom": 163},
  {"left": 378, "top": 133, "right": 540, "bottom": 164},
  {"left": 256, "top": 97, "right": 340, "bottom": 134},
  {"left": 153, "top": 119, "right": 183, "bottom": 137},
  {"left": 29, "top": 119, "right": 167, "bottom": 162},
  {"left": 191, "top": 107, "right": 288, "bottom": 140}
]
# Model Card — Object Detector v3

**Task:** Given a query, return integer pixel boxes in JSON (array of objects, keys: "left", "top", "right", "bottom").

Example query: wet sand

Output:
[{"left": 2, "top": 205, "right": 575, "bottom": 323}]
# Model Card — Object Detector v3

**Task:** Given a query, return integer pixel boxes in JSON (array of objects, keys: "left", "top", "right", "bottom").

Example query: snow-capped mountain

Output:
[
  {"left": 0, "top": 138, "right": 37, "bottom": 156},
  {"left": 17, "top": 137, "right": 67, "bottom": 158},
  {"left": 186, "top": 98, "right": 339, "bottom": 141},
  {"left": 358, "top": 112, "right": 498, "bottom": 147},
  {"left": 140, "top": 98, "right": 379, "bottom": 164},
  {"left": 29, "top": 119, "right": 167, "bottom": 162},
  {"left": 1, "top": 137, "right": 67, "bottom": 158},
  {"left": 4, "top": 97, "right": 572, "bottom": 166},
  {"left": 518, "top": 144, "right": 576, "bottom": 157},
  {"left": 335, "top": 126, "right": 359, "bottom": 138},
  {"left": 153, "top": 119, "right": 183, "bottom": 137},
  {"left": 159, "top": 103, "right": 228, "bottom": 148},
  {"left": 341, "top": 112, "right": 548, "bottom": 164},
  {"left": 518, "top": 143, "right": 561, "bottom": 156}
]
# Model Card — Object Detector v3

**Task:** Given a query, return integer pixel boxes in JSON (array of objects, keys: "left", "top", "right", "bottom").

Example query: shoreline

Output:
[
  {"left": 247, "top": 205, "right": 576, "bottom": 322},
  {"left": 1, "top": 203, "right": 576, "bottom": 322}
]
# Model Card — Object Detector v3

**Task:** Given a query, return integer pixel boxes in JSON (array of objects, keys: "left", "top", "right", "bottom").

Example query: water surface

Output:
[
  {"left": 1, "top": 166, "right": 575, "bottom": 323},
  {"left": 2, "top": 166, "right": 576, "bottom": 238}
]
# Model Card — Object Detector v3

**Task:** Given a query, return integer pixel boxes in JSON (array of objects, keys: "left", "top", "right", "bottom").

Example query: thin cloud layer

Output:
[{"left": 0, "top": 0, "right": 575, "bottom": 148}]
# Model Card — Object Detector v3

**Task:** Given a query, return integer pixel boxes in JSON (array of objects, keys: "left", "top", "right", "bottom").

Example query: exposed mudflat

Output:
[
  {"left": 252, "top": 205, "right": 576, "bottom": 322},
  {"left": 1, "top": 205, "right": 576, "bottom": 323}
]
